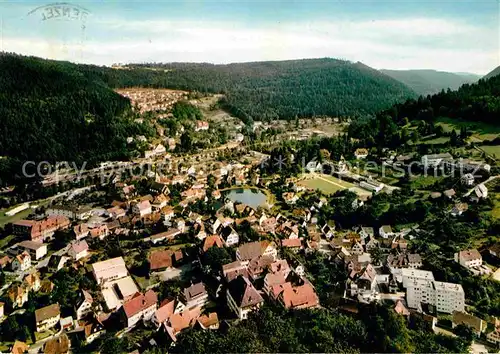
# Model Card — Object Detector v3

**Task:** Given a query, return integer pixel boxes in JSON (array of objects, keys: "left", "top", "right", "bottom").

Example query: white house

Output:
[
  {"left": 354, "top": 148, "right": 369, "bottom": 159},
  {"left": 92, "top": 257, "right": 128, "bottom": 285},
  {"left": 454, "top": 249, "right": 482, "bottom": 269},
  {"left": 122, "top": 290, "right": 158, "bottom": 328},
  {"left": 11, "top": 251, "right": 31, "bottom": 272},
  {"left": 461, "top": 173, "right": 475, "bottom": 186},
  {"left": 18, "top": 241, "right": 47, "bottom": 260},
  {"left": 474, "top": 184, "right": 488, "bottom": 199},
  {"left": 406, "top": 278, "right": 465, "bottom": 314},
  {"left": 75, "top": 290, "right": 93, "bottom": 320},
  {"left": 220, "top": 226, "right": 239, "bottom": 247},
  {"left": 421, "top": 153, "right": 453, "bottom": 168},
  {"left": 226, "top": 276, "right": 264, "bottom": 320},
  {"left": 132, "top": 200, "right": 152, "bottom": 217},
  {"left": 360, "top": 179, "right": 384, "bottom": 193},
  {"left": 183, "top": 282, "right": 209, "bottom": 309},
  {"left": 68, "top": 240, "right": 89, "bottom": 261},
  {"left": 35, "top": 303, "right": 61, "bottom": 332}
]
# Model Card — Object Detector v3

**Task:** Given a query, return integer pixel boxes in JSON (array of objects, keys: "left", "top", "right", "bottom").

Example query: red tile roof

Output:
[
  {"left": 123, "top": 290, "right": 158, "bottom": 318},
  {"left": 149, "top": 250, "right": 174, "bottom": 271},
  {"left": 202, "top": 235, "right": 224, "bottom": 252}
]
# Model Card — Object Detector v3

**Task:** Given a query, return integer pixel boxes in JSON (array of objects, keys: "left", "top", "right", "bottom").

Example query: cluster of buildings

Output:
[{"left": 117, "top": 89, "right": 187, "bottom": 114}]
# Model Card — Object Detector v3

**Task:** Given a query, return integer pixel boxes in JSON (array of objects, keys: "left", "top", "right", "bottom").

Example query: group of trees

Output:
[
  {"left": 172, "top": 305, "right": 470, "bottom": 353},
  {"left": 0, "top": 53, "right": 155, "bottom": 185}
]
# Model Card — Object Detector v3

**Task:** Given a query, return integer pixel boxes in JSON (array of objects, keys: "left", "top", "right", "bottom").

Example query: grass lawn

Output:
[
  {"left": 436, "top": 117, "right": 500, "bottom": 142},
  {"left": 421, "top": 136, "right": 450, "bottom": 145},
  {"left": 0, "top": 207, "right": 33, "bottom": 227},
  {"left": 298, "top": 174, "right": 354, "bottom": 195},
  {"left": 479, "top": 145, "right": 500, "bottom": 158},
  {"left": 299, "top": 178, "right": 344, "bottom": 194},
  {"left": 0, "top": 234, "right": 16, "bottom": 250},
  {"left": 492, "top": 199, "right": 500, "bottom": 220},
  {"left": 410, "top": 175, "right": 445, "bottom": 190}
]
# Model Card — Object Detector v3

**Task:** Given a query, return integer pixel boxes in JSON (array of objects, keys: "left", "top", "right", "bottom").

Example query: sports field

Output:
[{"left": 299, "top": 174, "right": 355, "bottom": 195}]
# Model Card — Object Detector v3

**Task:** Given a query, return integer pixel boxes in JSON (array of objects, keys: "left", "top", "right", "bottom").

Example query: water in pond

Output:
[{"left": 224, "top": 188, "right": 267, "bottom": 209}]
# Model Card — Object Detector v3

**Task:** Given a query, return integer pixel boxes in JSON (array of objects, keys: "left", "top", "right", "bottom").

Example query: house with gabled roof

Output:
[
  {"left": 68, "top": 240, "right": 89, "bottom": 261},
  {"left": 24, "top": 272, "right": 41, "bottom": 292},
  {"left": 35, "top": 303, "right": 61, "bottom": 332},
  {"left": 11, "top": 251, "right": 31, "bottom": 272},
  {"left": 226, "top": 276, "right": 264, "bottom": 320},
  {"left": 236, "top": 241, "right": 277, "bottom": 265},
  {"left": 8, "top": 284, "right": 28, "bottom": 308},
  {"left": 75, "top": 290, "right": 94, "bottom": 320},
  {"left": 122, "top": 290, "right": 158, "bottom": 328},
  {"left": 202, "top": 235, "right": 224, "bottom": 253},
  {"left": 219, "top": 226, "right": 239, "bottom": 247}
]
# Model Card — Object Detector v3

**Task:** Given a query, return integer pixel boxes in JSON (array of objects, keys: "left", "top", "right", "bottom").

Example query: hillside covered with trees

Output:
[
  {"left": 484, "top": 66, "right": 500, "bottom": 80},
  {"left": 349, "top": 73, "right": 500, "bottom": 149},
  {"left": 380, "top": 69, "right": 480, "bottom": 95},
  {"left": 118, "top": 59, "right": 416, "bottom": 122},
  {"left": 0, "top": 53, "right": 153, "bottom": 183}
]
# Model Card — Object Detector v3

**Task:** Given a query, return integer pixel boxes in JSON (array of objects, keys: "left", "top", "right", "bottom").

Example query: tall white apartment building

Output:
[
  {"left": 404, "top": 272, "right": 465, "bottom": 314},
  {"left": 401, "top": 268, "right": 434, "bottom": 288}
]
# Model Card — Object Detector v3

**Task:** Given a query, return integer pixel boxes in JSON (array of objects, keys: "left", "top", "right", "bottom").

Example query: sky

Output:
[{"left": 0, "top": 0, "right": 499, "bottom": 74}]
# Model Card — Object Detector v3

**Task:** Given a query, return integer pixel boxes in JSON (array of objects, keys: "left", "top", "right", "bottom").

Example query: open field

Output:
[
  {"left": 299, "top": 174, "right": 355, "bottom": 195},
  {"left": 479, "top": 145, "right": 500, "bottom": 157},
  {"left": 0, "top": 207, "right": 33, "bottom": 227},
  {"left": 436, "top": 117, "right": 500, "bottom": 142},
  {"left": 410, "top": 175, "right": 445, "bottom": 190},
  {"left": 421, "top": 136, "right": 449, "bottom": 145}
]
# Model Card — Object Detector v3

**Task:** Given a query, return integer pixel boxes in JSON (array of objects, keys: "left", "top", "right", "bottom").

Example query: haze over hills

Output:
[
  {"left": 380, "top": 69, "right": 481, "bottom": 95},
  {"left": 483, "top": 66, "right": 500, "bottom": 80}
]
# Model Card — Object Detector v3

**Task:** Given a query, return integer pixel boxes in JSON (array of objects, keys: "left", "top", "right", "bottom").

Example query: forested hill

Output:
[
  {"left": 380, "top": 69, "right": 480, "bottom": 95},
  {"left": 0, "top": 53, "right": 151, "bottom": 182},
  {"left": 376, "top": 72, "right": 500, "bottom": 127},
  {"left": 117, "top": 59, "right": 416, "bottom": 122},
  {"left": 484, "top": 66, "right": 500, "bottom": 80}
]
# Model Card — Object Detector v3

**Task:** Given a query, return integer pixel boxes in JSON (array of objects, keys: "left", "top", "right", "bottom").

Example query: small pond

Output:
[{"left": 224, "top": 188, "right": 268, "bottom": 209}]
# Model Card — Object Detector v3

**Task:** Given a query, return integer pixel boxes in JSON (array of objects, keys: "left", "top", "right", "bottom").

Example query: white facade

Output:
[
  {"left": 12, "top": 252, "right": 31, "bottom": 272},
  {"left": 76, "top": 299, "right": 92, "bottom": 320},
  {"left": 222, "top": 230, "right": 239, "bottom": 247},
  {"left": 360, "top": 180, "right": 384, "bottom": 193},
  {"left": 406, "top": 278, "right": 465, "bottom": 314},
  {"left": 19, "top": 241, "right": 48, "bottom": 260},
  {"left": 226, "top": 289, "right": 261, "bottom": 320},
  {"left": 126, "top": 304, "right": 156, "bottom": 328},
  {"left": 36, "top": 314, "right": 60, "bottom": 332}
]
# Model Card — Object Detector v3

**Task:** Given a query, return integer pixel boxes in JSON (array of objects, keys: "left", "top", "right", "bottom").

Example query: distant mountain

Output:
[
  {"left": 380, "top": 69, "right": 479, "bottom": 95},
  {"left": 123, "top": 59, "right": 416, "bottom": 122},
  {"left": 483, "top": 66, "right": 500, "bottom": 80}
]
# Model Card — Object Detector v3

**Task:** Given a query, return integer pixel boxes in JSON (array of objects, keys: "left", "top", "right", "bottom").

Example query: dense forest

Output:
[
  {"left": 349, "top": 73, "right": 500, "bottom": 149},
  {"left": 381, "top": 74, "right": 500, "bottom": 126},
  {"left": 380, "top": 69, "right": 480, "bottom": 95},
  {"left": 120, "top": 59, "right": 416, "bottom": 122},
  {"left": 0, "top": 53, "right": 154, "bottom": 184}
]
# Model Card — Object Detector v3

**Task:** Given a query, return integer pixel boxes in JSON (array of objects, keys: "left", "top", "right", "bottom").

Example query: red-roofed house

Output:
[
  {"left": 122, "top": 290, "right": 158, "bottom": 328},
  {"left": 68, "top": 240, "right": 89, "bottom": 260},
  {"left": 202, "top": 235, "right": 224, "bottom": 253},
  {"left": 281, "top": 238, "right": 302, "bottom": 252},
  {"left": 149, "top": 250, "right": 180, "bottom": 272},
  {"left": 274, "top": 282, "right": 319, "bottom": 310}
]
